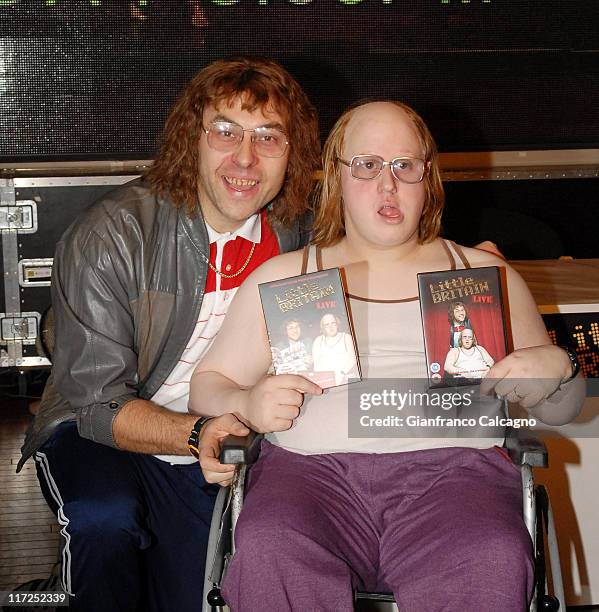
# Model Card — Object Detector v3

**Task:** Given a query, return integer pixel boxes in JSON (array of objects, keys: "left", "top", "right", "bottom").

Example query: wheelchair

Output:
[{"left": 202, "top": 427, "right": 565, "bottom": 612}]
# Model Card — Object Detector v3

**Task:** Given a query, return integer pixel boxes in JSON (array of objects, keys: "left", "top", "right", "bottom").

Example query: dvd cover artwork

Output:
[
  {"left": 417, "top": 266, "right": 508, "bottom": 388},
  {"left": 259, "top": 268, "right": 361, "bottom": 389}
]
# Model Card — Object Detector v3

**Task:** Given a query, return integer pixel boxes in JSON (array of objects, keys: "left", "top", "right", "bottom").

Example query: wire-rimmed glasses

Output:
[
  {"left": 203, "top": 121, "right": 289, "bottom": 158},
  {"left": 337, "top": 154, "right": 427, "bottom": 184}
]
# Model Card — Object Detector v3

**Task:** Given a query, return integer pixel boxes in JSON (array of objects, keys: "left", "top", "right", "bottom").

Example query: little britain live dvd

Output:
[
  {"left": 418, "top": 266, "right": 508, "bottom": 388},
  {"left": 259, "top": 268, "right": 361, "bottom": 389}
]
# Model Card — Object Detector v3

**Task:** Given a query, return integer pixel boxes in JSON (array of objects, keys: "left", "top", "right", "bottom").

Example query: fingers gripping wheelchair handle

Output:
[{"left": 219, "top": 431, "right": 263, "bottom": 465}]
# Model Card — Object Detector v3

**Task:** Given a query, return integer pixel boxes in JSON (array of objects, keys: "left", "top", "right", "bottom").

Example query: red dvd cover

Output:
[{"left": 417, "top": 266, "right": 508, "bottom": 388}]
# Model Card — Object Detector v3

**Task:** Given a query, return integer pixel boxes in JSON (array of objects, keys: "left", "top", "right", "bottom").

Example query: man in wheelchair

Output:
[{"left": 190, "top": 100, "right": 585, "bottom": 611}]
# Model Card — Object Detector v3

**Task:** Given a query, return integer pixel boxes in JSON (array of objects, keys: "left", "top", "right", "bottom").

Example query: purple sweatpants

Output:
[{"left": 222, "top": 441, "right": 534, "bottom": 612}]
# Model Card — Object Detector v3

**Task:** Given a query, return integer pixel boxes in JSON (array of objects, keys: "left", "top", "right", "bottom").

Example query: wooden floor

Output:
[{"left": 0, "top": 398, "right": 59, "bottom": 591}]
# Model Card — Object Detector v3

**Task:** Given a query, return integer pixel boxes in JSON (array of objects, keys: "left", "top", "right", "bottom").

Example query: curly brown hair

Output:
[
  {"left": 312, "top": 100, "right": 444, "bottom": 247},
  {"left": 145, "top": 57, "right": 320, "bottom": 228}
]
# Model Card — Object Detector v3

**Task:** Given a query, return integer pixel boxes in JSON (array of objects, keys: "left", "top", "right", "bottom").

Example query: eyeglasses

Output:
[
  {"left": 202, "top": 121, "right": 289, "bottom": 158},
  {"left": 337, "top": 155, "right": 427, "bottom": 184}
]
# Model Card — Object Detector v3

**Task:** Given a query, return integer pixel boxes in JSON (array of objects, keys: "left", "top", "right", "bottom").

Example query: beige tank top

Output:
[{"left": 266, "top": 240, "right": 505, "bottom": 455}]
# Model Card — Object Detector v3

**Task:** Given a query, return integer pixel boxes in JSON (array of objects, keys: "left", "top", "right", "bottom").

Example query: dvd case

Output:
[
  {"left": 417, "top": 266, "right": 508, "bottom": 388},
  {"left": 259, "top": 268, "right": 361, "bottom": 389}
]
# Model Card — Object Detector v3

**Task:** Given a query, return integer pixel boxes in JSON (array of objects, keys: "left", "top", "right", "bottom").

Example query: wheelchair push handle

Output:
[{"left": 219, "top": 431, "right": 263, "bottom": 465}]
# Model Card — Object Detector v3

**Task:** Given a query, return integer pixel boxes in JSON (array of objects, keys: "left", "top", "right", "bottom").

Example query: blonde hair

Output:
[{"left": 312, "top": 100, "right": 444, "bottom": 247}]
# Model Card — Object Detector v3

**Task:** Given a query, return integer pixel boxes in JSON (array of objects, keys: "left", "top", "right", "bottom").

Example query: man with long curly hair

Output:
[{"left": 19, "top": 57, "right": 319, "bottom": 612}]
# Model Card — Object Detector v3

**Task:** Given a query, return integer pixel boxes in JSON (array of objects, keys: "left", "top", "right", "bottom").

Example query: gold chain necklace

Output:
[
  {"left": 199, "top": 241, "right": 256, "bottom": 279},
  {"left": 190, "top": 193, "right": 257, "bottom": 279}
]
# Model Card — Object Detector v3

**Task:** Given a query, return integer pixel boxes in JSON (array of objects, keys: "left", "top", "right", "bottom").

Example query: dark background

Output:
[
  {"left": 443, "top": 178, "right": 599, "bottom": 259},
  {"left": 1, "top": 0, "right": 598, "bottom": 160},
  {"left": 1, "top": 1, "right": 597, "bottom": 327}
]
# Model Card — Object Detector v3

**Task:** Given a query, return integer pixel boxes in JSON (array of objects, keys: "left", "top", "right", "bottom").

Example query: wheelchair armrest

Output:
[
  {"left": 219, "top": 431, "right": 263, "bottom": 465},
  {"left": 504, "top": 427, "right": 548, "bottom": 468}
]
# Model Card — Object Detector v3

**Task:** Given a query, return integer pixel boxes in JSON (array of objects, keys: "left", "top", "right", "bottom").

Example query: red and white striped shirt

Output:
[{"left": 152, "top": 210, "right": 280, "bottom": 463}]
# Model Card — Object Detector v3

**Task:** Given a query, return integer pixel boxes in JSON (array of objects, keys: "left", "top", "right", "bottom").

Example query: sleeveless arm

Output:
[
  {"left": 443, "top": 348, "right": 460, "bottom": 375},
  {"left": 193, "top": 270, "right": 272, "bottom": 387},
  {"left": 460, "top": 246, "right": 585, "bottom": 424},
  {"left": 189, "top": 251, "right": 307, "bottom": 421},
  {"left": 477, "top": 346, "right": 495, "bottom": 368}
]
